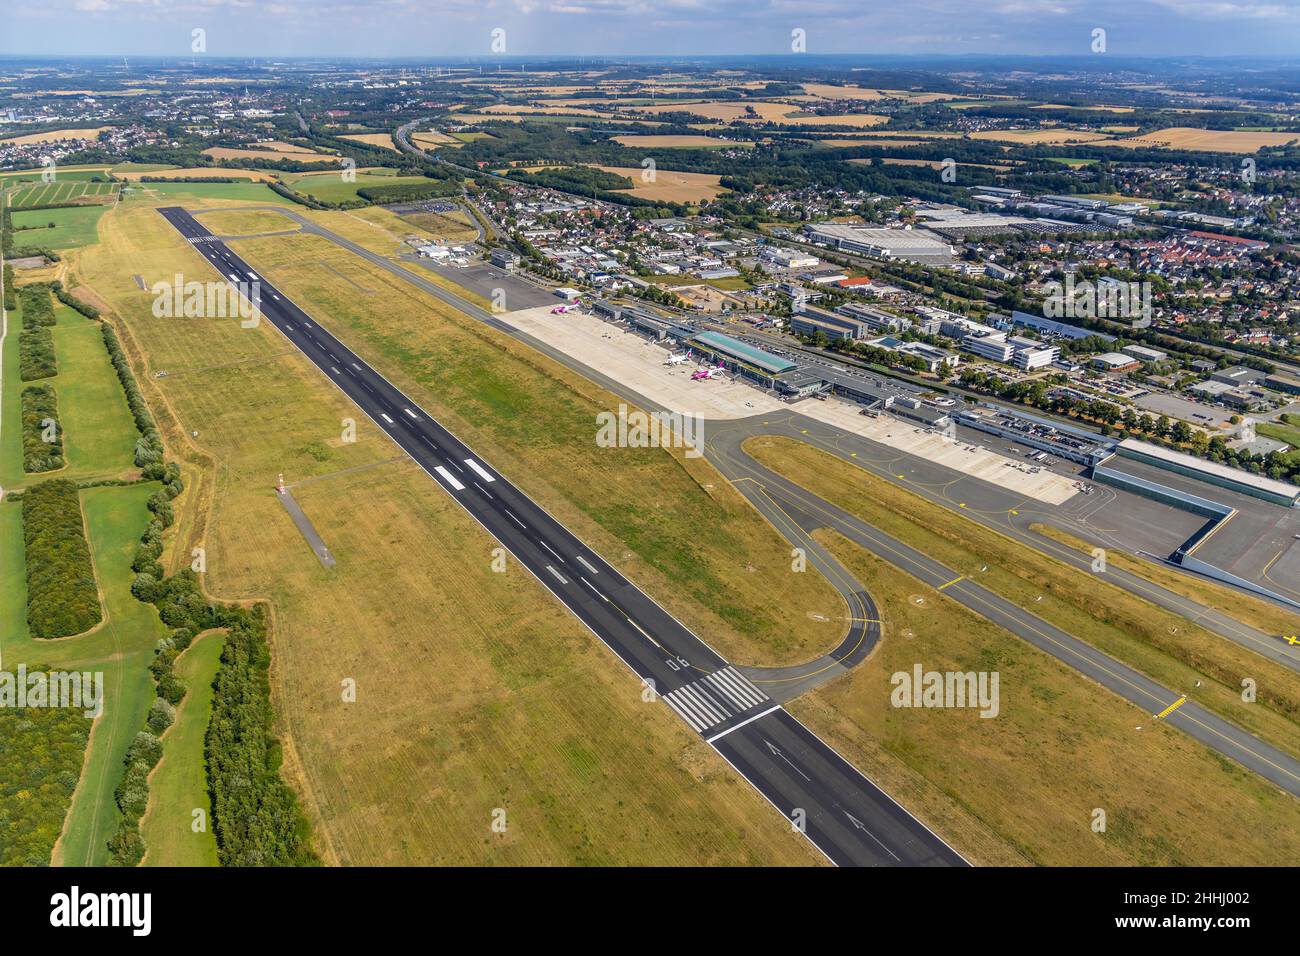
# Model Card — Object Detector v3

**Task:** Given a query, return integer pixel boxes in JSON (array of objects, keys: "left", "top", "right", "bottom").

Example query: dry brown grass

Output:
[{"left": 72, "top": 198, "right": 823, "bottom": 866}]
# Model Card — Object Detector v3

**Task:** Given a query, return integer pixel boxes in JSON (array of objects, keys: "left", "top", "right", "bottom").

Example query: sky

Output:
[{"left": 3, "top": 0, "right": 1300, "bottom": 58}]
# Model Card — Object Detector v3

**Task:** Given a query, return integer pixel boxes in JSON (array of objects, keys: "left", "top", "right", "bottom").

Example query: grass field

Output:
[
  {"left": 11, "top": 204, "right": 108, "bottom": 249},
  {"left": 1, "top": 304, "right": 138, "bottom": 492},
  {"left": 744, "top": 437, "right": 1300, "bottom": 758},
  {"left": 0, "top": 165, "right": 112, "bottom": 183},
  {"left": 9, "top": 180, "right": 117, "bottom": 209},
  {"left": 121, "top": 181, "right": 295, "bottom": 206},
  {"left": 793, "top": 528, "right": 1300, "bottom": 865},
  {"left": 229, "top": 231, "right": 846, "bottom": 667},
  {"left": 140, "top": 631, "right": 225, "bottom": 867},
  {"left": 192, "top": 208, "right": 301, "bottom": 236},
  {"left": 0, "top": 127, "right": 109, "bottom": 147},
  {"left": 72, "top": 199, "right": 820, "bottom": 866},
  {"left": 281, "top": 171, "right": 433, "bottom": 205},
  {"left": 0, "top": 482, "right": 175, "bottom": 866}
]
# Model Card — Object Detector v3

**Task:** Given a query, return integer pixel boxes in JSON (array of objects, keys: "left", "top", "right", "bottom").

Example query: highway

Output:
[{"left": 158, "top": 205, "right": 967, "bottom": 867}]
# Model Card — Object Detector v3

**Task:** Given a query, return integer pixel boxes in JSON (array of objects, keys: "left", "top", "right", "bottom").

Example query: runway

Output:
[{"left": 157, "top": 205, "right": 967, "bottom": 867}]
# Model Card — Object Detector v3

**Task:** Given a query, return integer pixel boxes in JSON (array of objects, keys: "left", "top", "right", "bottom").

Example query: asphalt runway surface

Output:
[{"left": 160, "top": 205, "right": 966, "bottom": 867}]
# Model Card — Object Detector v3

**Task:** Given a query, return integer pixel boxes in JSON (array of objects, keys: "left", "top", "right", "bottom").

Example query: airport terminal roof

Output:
[{"left": 691, "top": 331, "right": 797, "bottom": 375}]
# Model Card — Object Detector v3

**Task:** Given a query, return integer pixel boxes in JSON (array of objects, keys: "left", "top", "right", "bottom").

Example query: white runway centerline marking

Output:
[
  {"left": 463, "top": 459, "right": 494, "bottom": 482},
  {"left": 434, "top": 466, "right": 465, "bottom": 491}
]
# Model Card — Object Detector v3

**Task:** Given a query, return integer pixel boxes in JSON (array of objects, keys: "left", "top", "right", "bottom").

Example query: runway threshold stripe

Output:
[
  {"left": 705, "top": 705, "right": 781, "bottom": 744},
  {"left": 463, "top": 458, "right": 494, "bottom": 482},
  {"left": 434, "top": 466, "right": 465, "bottom": 491}
]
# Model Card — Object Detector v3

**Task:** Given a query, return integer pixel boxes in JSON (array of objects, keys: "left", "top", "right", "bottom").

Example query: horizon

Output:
[{"left": 4, "top": 1, "right": 1300, "bottom": 60}]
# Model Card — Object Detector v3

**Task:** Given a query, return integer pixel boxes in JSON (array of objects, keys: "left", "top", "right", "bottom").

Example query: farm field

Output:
[
  {"left": 115, "top": 166, "right": 277, "bottom": 182},
  {"left": 594, "top": 165, "right": 727, "bottom": 202},
  {"left": 8, "top": 180, "right": 117, "bottom": 208},
  {"left": 140, "top": 631, "right": 226, "bottom": 867},
  {"left": 610, "top": 134, "right": 751, "bottom": 149},
  {"left": 280, "top": 169, "right": 430, "bottom": 204},
  {"left": 0, "top": 126, "right": 110, "bottom": 146},
  {"left": 71, "top": 200, "right": 820, "bottom": 867},
  {"left": 202, "top": 146, "right": 337, "bottom": 164},
  {"left": 969, "top": 128, "right": 1117, "bottom": 145},
  {"left": 10, "top": 204, "right": 108, "bottom": 249},
  {"left": 1103, "top": 126, "right": 1300, "bottom": 152},
  {"left": 411, "top": 131, "right": 459, "bottom": 149},
  {"left": 339, "top": 132, "right": 399, "bottom": 151},
  {"left": 800, "top": 84, "right": 960, "bottom": 103}
]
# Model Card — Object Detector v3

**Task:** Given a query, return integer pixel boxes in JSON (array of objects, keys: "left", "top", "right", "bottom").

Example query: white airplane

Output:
[{"left": 664, "top": 353, "right": 689, "bottom": 366}]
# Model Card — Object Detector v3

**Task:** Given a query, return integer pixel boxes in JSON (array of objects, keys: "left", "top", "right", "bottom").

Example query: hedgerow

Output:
[
  {"left": 21, "top": 383, "right": 64, "bottom": 473},
  {"left": 21, "top": 479, "right": 101, "bottom": 639}
]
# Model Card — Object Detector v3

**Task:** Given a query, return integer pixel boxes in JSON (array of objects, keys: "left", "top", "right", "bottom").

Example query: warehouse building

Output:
[
  {"left": 1115, "top": 438, "right": 1300, "bottom": 507},
  {"left": 1122, "top": 344, "right": 1168, "bottom": 364}
]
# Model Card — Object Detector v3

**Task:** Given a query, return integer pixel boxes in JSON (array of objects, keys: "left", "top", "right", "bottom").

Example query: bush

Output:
[
  {"left": 20, "top": 384, "right": 64, "bottom": 473},
  {"left": 21, "top": 479, "right": 101, "bottom": 638},
  {"left": 147, "top": 698, "right": 176, "bottom": 734},
  {"left": 18, "top": 327, "right": 57, "bottom": 381},
  {"left": 206, "top": 612, "right": 319, "bottom": 866}
]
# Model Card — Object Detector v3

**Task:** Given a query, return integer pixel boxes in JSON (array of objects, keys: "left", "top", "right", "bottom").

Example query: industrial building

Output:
[
  {"left": 1114, "top": 438, "right": 1300, "bottom": 507},
  {"left": 802, "top": 223, "right": 956, "bottom": 264},
  {"left": 1122, "top": 344, "right": 1168, "bottom": 364}
]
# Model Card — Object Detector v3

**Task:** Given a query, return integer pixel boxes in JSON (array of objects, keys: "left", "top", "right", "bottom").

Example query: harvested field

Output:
[
  {"left": 610, "top": 134, "right": 749, "bottom": 149},
  {"left": 0, "top": 127, "right": 110, "bottom": 146},
  {"left": 1103, "top": 127, "right": 1300, "bottom": 153},
  {"left": 595, "top": 165, "right": 727, "bottom": 202},
  {"left": 339, "top": 133, "right": 399, "bottom": 151},
  {"left": 202, "top": 146, "right": 337, "bottom": 164}
]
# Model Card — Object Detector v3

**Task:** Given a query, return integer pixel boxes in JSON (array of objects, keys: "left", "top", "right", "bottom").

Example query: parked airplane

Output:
[
  {"left": 664, "top": 352, "right": 689, "bottom": 365},
  {"left": 550, "top": 305, "right": 574, "bottom": 314},
  {"left": 691, "top": 364, "right": 725, "bottom": 381}
]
